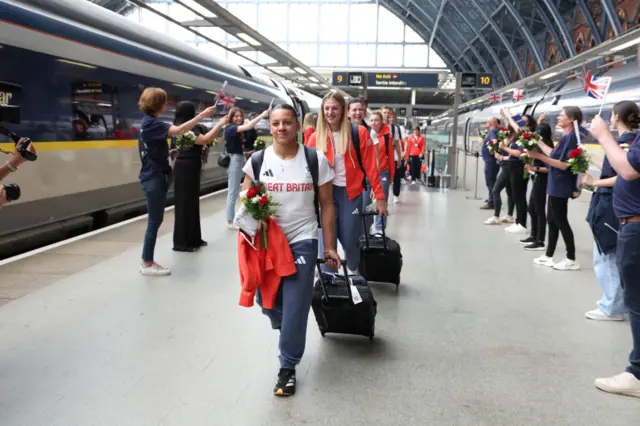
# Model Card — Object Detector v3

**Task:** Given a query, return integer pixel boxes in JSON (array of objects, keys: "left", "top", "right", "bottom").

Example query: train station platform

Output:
[{"left": 0, "top": 186, "right": 638, "bottom": 425}]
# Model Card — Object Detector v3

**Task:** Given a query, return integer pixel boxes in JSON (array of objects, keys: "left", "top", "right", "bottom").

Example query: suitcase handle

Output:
[
  {"left": 360, "top": 212, "right": 388, "bottom": 251},
  {"left": 316, "top": 258, "right": 354, "bottom": 303}
]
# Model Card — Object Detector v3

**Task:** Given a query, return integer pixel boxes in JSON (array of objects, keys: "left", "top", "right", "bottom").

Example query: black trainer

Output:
[
  {"left": 519, "top": 236, "right": 535, "bottom": 245},
  {"left": 524, "top": 242, "right": 545, "bottom": 251},
  {"left": 274, "top": 368, "right": 296, "bottom": 397}
]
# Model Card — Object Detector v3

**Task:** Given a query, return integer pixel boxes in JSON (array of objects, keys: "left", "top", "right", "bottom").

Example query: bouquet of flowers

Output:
[
  {"left": 175, "top": 131, "right": 196, "bottom": 150},
  {"left": 237, "top": 182, "right": 280, "bottom": 249},
  {"left": 253, "top": 137, "right": 266, "bottom": 151},
  {"left": 621, "top": 143, "right": 630, "bottom": 152},
  {"left": 516, "top": 129, "right": 537, "bottom": 178},
  {"left": 567, "top": 146, "right": 590, "bottom": 175},
  {"left": 486, "top": 139, "right": 500, "bottom": 155},
  {"left": 479, "top": 130, "right": 488, "bottom": 141},
  {"left": 496, "top": 126, "right": 510, "bottom": 143}
]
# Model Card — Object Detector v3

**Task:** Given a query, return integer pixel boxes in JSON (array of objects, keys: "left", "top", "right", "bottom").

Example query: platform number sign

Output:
[
  {"left": 461, "top": 72, "right": 493, "bottom": 89},
  {"left": 332, "top": 72, "right": 365, "bottom": 87}
]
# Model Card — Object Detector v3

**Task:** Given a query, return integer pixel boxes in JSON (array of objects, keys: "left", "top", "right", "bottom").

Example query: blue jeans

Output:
[
  {"left": 140, "top": 174, "right": 168, "bottom": 262},
  {"left": 255, "top": 239, "right": 318, "bottom": 369},
  {"left": 362, "top": 169, "right": 390, "bottom": 233},
  {"left": 617, "top": 221, "right": 640, "bottom": 379},
  {"left": 226, "top": 154, "right": 244, "bottom": 222},
  {"left": 594, "top": 242, "right": 626, "bottom": 317},
  {"left": 318, "top": 185, "right": 362, "bottom": 272}
]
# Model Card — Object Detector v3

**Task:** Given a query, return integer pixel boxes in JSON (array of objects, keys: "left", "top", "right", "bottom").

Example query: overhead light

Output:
[
  {"left": 294, "top": 67, "right": 306, "bottom": 74},
  {"left": 539, "top": 72, "right": 559, "bottom": 80},
  {"left": 97, "top": 103, "right": 112, "bottom": 107},
  {"left": 57, "top": 59, "right": 97, "bottom": 69},
  {"left": 206, "top": 90, "right": 216, "bottom": 95},
  {"left": 173, "top": 83, "right": 193, "bottom": 89},
  {"left": 308, "top": 83, "right": 320, "bottom": 87},
  {"left": 309, "top": 77, "right": 318, "bottom": 82},
  {"left": 609, "top": 36, "right": 640, "bottom": 53},
  {"left": 236, "top": 96, "right": 243, "bottom": 100},
  {"left": 236, "top": 33, "right": 261, "bottom": 46},
  {"left": 250, "top": 100, "right": 259, "bottom": 103}
]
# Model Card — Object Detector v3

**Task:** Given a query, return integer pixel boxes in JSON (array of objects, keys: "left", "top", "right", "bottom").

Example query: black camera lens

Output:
[{"left": 3, "top": 184, "right": 20, "bottom": 201}]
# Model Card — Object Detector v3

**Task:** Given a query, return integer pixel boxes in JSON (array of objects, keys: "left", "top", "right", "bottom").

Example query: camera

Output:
[
  {"left": 0, "top": 81, "right": 36, "bottom": 162},
  {"left": 3, "top": 184, "right": 20, "bottom": 201}
]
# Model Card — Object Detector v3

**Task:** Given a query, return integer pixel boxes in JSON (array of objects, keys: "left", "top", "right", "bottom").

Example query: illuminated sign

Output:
[
  {"left": 461, "top": 72, "right": 493, "bottom": 88},
  {"left": 399, "top": 108, "right": 407, "bottom": 116},
  {"left": 0, "top": 91, "right": 12, "bottom": 104},
  {"left": 332, "top": 72, "right": 366, "bottom": 86},
  {"left": 366, "top": 72, "right": 438, "bottom": 88}
]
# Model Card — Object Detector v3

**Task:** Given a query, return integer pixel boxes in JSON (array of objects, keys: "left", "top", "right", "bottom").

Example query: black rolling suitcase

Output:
[
  {"left": 311, "top": 259, "right": 377, "bottom": 340},
  {"left": 358, "top": 213, "right": 403, "bottom": 287}
]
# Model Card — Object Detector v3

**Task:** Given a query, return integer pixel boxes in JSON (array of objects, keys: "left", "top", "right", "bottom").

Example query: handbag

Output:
[{"left": 218, "top": 143, "right": 231, "bottom": 168}]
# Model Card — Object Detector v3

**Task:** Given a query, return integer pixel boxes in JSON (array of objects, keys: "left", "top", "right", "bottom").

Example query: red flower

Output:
[
  {"left": 246, "top": 186, "right": 260, "bottom": 198},
  {"left": 258, "top": 196, "right": 269, "bottom": 206},
  {"left": 569, "top": 148, "right": 583, "bottom": 159}
]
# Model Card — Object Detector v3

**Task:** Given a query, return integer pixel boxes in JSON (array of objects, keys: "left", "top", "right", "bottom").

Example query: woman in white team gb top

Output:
[{"left": 241, "top": 103, "right": 341, "bottom": 397}]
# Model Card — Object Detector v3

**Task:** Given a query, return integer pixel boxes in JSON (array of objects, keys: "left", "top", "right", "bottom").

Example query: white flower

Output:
[{"left": 621, "top": 143, "right": 630, "bottom": 152}]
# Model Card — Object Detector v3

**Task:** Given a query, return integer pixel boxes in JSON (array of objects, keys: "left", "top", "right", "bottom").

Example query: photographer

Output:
[{"left": 0, "top": 140, "right": 36, "bottom": 208}]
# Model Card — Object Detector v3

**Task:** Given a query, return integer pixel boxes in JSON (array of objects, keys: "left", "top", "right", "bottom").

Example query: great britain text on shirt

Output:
[{"left": 243, "top": 145, "right": 334, "bottom": 245}]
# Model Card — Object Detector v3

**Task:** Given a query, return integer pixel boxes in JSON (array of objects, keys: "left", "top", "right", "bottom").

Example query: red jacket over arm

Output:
[{"left": 237, "top": 217, "right": 296, "bottom": 309}]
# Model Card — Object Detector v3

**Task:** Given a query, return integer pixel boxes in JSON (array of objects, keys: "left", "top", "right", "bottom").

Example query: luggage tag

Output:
[{"left": 348, "top": 277, "right": 363, "bottom": 305}]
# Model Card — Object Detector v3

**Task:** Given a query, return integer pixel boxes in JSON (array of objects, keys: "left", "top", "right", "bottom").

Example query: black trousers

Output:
[
  {"left": 409, "top": 156, "right": 421, "bottom": 181},
  {"left": 393, "top": 159, "right": 405, "bottom": 196},
  {"left": 484, "top": 161, "right": 499, "bottom": 205},
  {"left": 528, "top": 174, "right": 548, "bottom": 243},
  {"left": 546, "top": 195, "right": 576, "bottom": 260},
  {"left": 493, "top": 163, "right": 514, "bottom": 218},
  {"left": 173, "top": 157, "right": 203, "bottom": 249},
  {"left": 508, "top": 162, "right": 528, "bottom": 227}
]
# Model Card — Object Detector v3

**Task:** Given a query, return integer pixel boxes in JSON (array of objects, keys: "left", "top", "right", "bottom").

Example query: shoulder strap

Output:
[
  {"left": 350, "top": 123, "right": 369, "bottom": 191},
  {"left": 303, "top": 145, "right": 321, "bottom": 227},
  {"left": 384, "top": 133, "right": 390, "bottom": 157},
  {"left": 250, "top": 149, "right": 265, "bottom": 183}
]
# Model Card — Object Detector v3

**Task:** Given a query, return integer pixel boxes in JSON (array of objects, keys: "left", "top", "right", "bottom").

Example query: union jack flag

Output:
[
  {"left": 217, "top": 93, "right": 236, "bottom": 110},
  {"left": 488, "top": 92, "right": 502, "bottom": 104},
  {"left": 512, "top": 89, "right": 524, "bottom": 102},
  {"left": 581, "top": 70, "right": 612, "bottom": 100}
]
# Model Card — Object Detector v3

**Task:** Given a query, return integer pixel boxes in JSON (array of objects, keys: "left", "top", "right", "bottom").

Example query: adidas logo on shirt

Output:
[
  {"left": 295, "top": 256, "right": 306, "bottom": 265},
  {"left": 352, "top": 208, "right": 359, "bottom": 215},
  {"left": 263, "top": 169, "right": 274, "bottom": 177}
]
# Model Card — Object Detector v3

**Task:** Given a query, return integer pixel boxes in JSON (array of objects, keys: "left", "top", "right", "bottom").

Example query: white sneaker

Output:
[
  {"left": 484, "top": 217, "right": 501, "bottom": 225},
  {"left": 506, "top": 224, "right": 528, "bottom": 234},
  {"left": 393, "top": 198, "right": 400, "bottom": 204},
  {"left": 585, "top": 309, "right": 624, "bottom": 321},
  {"left": 411, "top": 181, "right": 416, "bottom": 185},
  {"left": 595, "top": 372, "right": 640, "bottom": 398},
  {"left": 500, "top": 216, "right": 515, "bottom": 224},
  {"left": 139, "top": 262, "right": 171, "bottom": 276},
  {"left": 533, "top": 255, "right": 554, "bottom": 267},
  {"left": 553, "top": 258, "right": 580, "bottom": 271},
  {"left": 347, "top": 268, "right": 358, "bottom": 275}
]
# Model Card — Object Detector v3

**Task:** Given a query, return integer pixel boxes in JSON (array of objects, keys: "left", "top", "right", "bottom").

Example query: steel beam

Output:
[
  {"left": 540, "top": 0, "right": 578, "bottom": 57},
  {"left": 428, "top": 0, "right": 447, "bottom": 50},
  {"left": 577, "top": 0, "right": 602, "bottom": 44},
  {"left": 501, "top": 0, "right": 544, "bottom": 73},
  {"left": 601, "top": 0, "right": 623, "bottom": 37},
  {"left": 464, "top": 0, "right": 525, "bottom": 79},
  {"left": 446, "top": 0, "right": 509, "bottom": 84},
  {"left": 531, "top": 0, "right": 568, "bottom": 61}
]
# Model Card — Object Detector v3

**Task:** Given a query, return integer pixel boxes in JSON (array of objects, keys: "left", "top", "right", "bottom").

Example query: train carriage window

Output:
[{"left": 71, "top": 82, "right": 121, "bottom": 140}]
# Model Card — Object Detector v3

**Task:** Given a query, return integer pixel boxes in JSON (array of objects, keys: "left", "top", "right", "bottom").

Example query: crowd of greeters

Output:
[{"left": 479, "top": 102, "right": 640, "bottom": 398}]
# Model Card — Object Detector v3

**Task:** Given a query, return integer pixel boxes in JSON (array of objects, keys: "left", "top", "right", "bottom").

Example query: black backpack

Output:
[
  {"left": 350, "top": 123, "right": 369, "bottom": 191},
  {"left": 251, "top": 145, "right": 321, "bottom": 227}
]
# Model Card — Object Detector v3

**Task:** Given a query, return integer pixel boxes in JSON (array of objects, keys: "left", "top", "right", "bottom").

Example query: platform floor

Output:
[{"left": 0, "top": 185, "right": 637, "bottom": 425}]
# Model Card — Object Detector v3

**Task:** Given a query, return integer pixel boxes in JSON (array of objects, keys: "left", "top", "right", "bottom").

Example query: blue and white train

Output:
[{"left": 0, "top": 0, "right": 322, "bottom": 258}]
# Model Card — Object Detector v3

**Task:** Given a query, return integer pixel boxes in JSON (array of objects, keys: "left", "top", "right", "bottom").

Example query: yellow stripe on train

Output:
[{"left": 0, "top": 136, "right": 276, "bottom": 152}]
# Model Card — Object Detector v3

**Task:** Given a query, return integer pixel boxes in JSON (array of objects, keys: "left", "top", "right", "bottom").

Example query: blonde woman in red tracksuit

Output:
[
  {"left": 362, "top": 110, "right": 396, "bottom": 235},
  {"left": 306, "top": 91, "right": 387, "bottom": 274}
]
